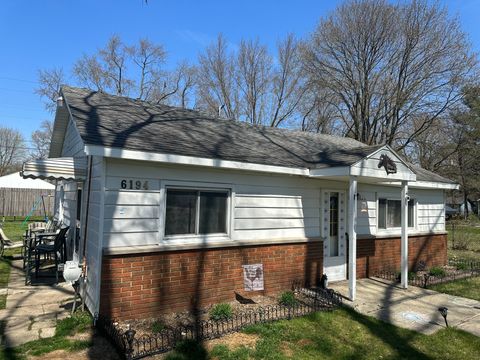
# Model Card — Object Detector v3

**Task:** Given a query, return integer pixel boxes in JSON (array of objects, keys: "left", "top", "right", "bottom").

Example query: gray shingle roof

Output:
[{"left": 61, "top": 86, "right": 455, "bottom": 184}]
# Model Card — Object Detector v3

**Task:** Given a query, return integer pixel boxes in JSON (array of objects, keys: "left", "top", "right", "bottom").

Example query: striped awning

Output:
[{"left": 21, "top": 157, "right": 87, "bottom": 181}]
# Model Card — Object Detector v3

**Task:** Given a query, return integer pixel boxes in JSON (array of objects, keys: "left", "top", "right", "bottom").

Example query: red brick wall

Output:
[
  {"left": 100, "top": 241, "right": 323, "bottom": 320},
  {"left": 356, "top": 233, "right": 447, "bottom": 278}
]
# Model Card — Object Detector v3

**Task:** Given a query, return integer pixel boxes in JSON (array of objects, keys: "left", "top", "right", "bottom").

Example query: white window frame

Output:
[
  {"left": 159, "top": 180, "right": 234, "bottom": 244},
  {"left": 376, "top": 196, "right": 416, "bottom": 235}
]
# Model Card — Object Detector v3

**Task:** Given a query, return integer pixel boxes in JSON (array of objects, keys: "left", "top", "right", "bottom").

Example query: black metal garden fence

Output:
[
  {"left": 373, "top": 258, "right": 480, "bottom": 288},
  {"left": 96, "top": 287, "right": 342, "bottom": 360}
]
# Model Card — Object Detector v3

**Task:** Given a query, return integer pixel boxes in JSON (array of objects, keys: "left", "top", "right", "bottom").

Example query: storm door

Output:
[{"left": 322, "top": 191, "right": 347, "bottom": 281}]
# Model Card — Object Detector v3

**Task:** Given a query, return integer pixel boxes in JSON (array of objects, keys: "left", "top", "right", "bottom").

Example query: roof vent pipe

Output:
[{"left": 56, "top": 96, "right": 64, "bottom": 108}]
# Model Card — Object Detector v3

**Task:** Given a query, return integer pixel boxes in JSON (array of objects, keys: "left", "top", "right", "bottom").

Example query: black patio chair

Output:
[{"left": 33, "top": 227, "right": 69, "bottom": 283}]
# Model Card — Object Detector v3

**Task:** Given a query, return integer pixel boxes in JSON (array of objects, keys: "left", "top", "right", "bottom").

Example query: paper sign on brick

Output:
[{"left": 242, "top": 263, "right": 264, "bottom": 291}]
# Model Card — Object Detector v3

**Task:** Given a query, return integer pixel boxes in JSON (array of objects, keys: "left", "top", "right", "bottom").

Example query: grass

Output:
[
  {"left": 447, "top": 221, "right": 480, "bottom": 261},
  {"left": 165, "top": 307, "right": 480, "bottom": 360},
  {"left": 0, "top": 311, "right": 93, "bottom": 360},
  {"left": 0, "top": 258, "right": 10, "bottom": 310},
  {"left": 1, "top": 216, "right": 45, "bottom": 243},
  {"left": 429, "top": 276, "right": 480, "bottom": 301},
  {"left": 0, "top": 259, "right": 10, "bottom": 288}
]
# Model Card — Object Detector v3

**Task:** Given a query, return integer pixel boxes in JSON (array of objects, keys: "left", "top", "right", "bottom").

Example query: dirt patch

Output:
[
  {"left": 297, "top": 338, "right": 314, "bottom": 346},
  {"left": 280, "top": 341, "right": 294, "bottom": 357},
  {"left": 119, "top": 294, "right": 280, "bottom": 337},
  {"left": 204, "top": 332, "right": 260, "bottom": 351}
]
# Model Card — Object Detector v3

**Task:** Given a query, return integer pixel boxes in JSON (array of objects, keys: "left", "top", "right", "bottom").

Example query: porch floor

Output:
[{"left": 329, "top": 278, "right": 480, "bottom": 336}]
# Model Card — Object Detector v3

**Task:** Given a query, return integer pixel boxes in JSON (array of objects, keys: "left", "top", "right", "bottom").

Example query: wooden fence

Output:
[{"left": 0, "top": 188, "right": 55, "bottom": 217}]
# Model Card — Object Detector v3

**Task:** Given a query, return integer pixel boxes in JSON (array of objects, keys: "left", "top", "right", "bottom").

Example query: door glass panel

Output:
[{"left": 329, "top": 193, "right": 339, "bottom": 256}]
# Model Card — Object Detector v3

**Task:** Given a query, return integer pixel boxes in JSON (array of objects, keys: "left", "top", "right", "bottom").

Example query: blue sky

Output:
[{"left": 0, "top": 0, "right": 479, "bottom": 145}]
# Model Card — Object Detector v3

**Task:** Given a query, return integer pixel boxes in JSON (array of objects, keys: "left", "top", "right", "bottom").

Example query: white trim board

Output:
[
  {"left": 85, "top": 145, "right": 310, "bottom": 176},
  {"left": 86, "top": 145, "right": 456, "bottom": 189}
]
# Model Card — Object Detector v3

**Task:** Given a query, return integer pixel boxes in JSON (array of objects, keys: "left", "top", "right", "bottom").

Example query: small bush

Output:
[
  {"left": 279, "top": 291, "right": 297, "bottom": 307},
  {"left": 209, "top": 303, "right": 233, "bottom": 321},
  {"left": 455, "top": 262, "right": 470, "bottom": 271},
  {"left": 429, "top": 267, "right": 446, "bottom": 277},
  {"left": 151, "top": 320, "right": 165, "bottom": 333}
]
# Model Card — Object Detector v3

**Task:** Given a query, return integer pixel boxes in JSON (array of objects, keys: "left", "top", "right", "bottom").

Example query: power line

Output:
[
  {"left": 0, "top": 76, "right": 39, "bottom": 84},
  {"left": 0, "top": 87, "right": 34, "bottom": 94}
]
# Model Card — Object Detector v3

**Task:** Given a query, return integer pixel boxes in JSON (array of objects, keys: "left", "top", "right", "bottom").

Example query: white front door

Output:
[{"left": 323, "top": 191, "right": 347, "bottom": 282}]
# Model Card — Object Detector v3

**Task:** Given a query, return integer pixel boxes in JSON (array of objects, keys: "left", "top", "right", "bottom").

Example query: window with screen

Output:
[
  {"left": 165, "top": 188, "right": 228, "bottom": 236},
  {"left": 378, "top": 198, "right": 414, "bottom": 229}
]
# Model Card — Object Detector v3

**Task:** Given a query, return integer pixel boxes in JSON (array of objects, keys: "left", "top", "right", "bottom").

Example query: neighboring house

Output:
[
  {"left": 0, "top": 171, "right": 55, "bottom": 218},
  {"left": 21, "top": 86, "right": 458, "bottom": 320}
]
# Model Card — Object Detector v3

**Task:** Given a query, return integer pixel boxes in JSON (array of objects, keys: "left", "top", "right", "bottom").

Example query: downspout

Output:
[{"left": 80, "top": 155, "right": 93, "bottom": 310}]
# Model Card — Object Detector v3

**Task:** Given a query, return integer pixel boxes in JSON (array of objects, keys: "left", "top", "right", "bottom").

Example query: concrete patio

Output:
[
  {"left": 0, "top": 260, "right": 75, "bottom": 347},
  {"left": 329, "top": 278, "right": 480, "bottom": 336}
]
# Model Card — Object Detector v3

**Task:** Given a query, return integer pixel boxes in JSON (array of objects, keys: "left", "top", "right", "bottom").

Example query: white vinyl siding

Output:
[
  {"left": 103, "top": 159, "right": 351, "bottom": 247},
  {"left": 83, "top": 156, "right": 105, "bottom": 315},
  {"left": 356, "top": 184, "right": 445, "bottom": 236},
  {"left": 61, "top": 119, "right": 85, "bottom": 157}
]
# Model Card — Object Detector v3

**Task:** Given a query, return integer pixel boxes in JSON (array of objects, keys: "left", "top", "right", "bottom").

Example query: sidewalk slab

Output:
[
  {"left": 330, "top": 278, "right": 480, "bottom": 336},
  {"left": 2, "top": 260, "right": 75, "bottom": 347}
]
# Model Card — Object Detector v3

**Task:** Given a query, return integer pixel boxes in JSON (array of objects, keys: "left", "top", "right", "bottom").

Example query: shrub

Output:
[
  {"left": 209, "top": 303, "right": 233, "bottom": 321},
  {"left": 455, "top": 262, "right": 469, "bottom": 271},
  {"left": 429, "top": 266, "right": 446, "bottom": 277},
  {"left": 151, "top": 320, "right": 165, "bottom": 333},
  {"left": 279, "top": 291, "right": 297, "bottom": 307},
  {"left": 452, "top": 232, "right": 473, "bottom": 250}
]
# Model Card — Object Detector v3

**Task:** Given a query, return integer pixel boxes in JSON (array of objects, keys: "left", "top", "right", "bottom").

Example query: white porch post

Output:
[
  {"left": 401, "top": 181, "right": 409, "bottom": 289},
  {"left": 348, "top": 176, "right": 358, "bottom": 300}
]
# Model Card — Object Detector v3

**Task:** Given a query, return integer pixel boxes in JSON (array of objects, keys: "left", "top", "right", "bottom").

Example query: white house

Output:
[{"left": 21, "top": 86, "right": 457, "bottom": 320}]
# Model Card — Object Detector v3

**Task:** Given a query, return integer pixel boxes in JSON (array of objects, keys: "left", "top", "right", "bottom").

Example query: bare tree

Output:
[
  {"left": 236, "top": 39, "right": 271, "bottom": 125},
  {"left": 127, "top": 38, "right": 167, "bottom": 100},
  {"left": 158, "top": 62, "right": 197, "bottom": 108},
  {"left": 30, "top": 120, "right": 53, "bottom": 160},
  {"left": 73, "top": 54, "right": 110, "bottom": 92},
  {"left": 302, "top": 0, "right": 476, "bottom": 149},
  {"left": 98, "top": 35, "right": 135, "bottom": 96},
  {"left": 196, "top": 34, "right": 306, "bottom": 126},
  {"left": 35, "top": 67, "right": 65, "bottom": 113},
  {"left": 197, "top": 34, "right": 239, "bottom": 119},
  {"left": 269, "top": 34, "right": 305, "bottom": 128},
  {"left": 0, "top": 127, "right": 26, "bottom": 176}
]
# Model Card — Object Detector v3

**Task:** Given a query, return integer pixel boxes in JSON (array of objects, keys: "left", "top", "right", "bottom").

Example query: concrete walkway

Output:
[
  {"left": 0, "top": 260, "right": 75, "bottom": 347},
  {"left": 330, "top": 278, "right": 480, "bottom": 336}
]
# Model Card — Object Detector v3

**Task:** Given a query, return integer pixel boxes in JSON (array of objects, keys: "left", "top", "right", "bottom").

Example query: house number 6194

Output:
[{"left": 121, "top": 179, "right": 149, "bottom": 190}]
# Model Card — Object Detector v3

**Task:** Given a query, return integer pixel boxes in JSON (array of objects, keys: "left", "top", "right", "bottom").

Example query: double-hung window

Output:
[
  {"left": 164, "top": 188, "right": 229, "bottom": 236},
  {"left": 378, "top": 198, "right": 415, "bottom": 229}
]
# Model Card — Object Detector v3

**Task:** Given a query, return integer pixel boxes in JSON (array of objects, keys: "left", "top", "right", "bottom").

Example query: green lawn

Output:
[
  {"left": 166, "top": 307, "right": 480, "bottom": 360},
  {"left": 429, "top": 277, "right": 480, "bottom": 301},
  {"left": 0, "top": 258, "right": 10, "bottom": 310},
  {"left": 447, "top": 222, "right": 480, "bottom": 261},
  {"left": 1, "top": 216, "right": 45, "bottom": 243}
]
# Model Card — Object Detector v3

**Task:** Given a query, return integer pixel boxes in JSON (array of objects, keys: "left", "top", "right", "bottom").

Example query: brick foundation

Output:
[
  {"left": 100, "top": 241, "right": 323, "bottom": 320},
  {"left": 356, "top": 233, "right": 447, "bottom": 278}
]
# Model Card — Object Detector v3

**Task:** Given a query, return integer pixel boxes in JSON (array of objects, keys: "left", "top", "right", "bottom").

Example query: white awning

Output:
[{"left": 21, "top": 157, "right": 87, "bottom": 181}]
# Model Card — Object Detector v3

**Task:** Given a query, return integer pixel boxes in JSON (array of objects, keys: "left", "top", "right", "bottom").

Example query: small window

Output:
[
  {"left": 165, "top": 188, "right": 228, "bottom": 236},
  {"left": 378, "top": 198, "right": 414, "bottom": 229}
]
